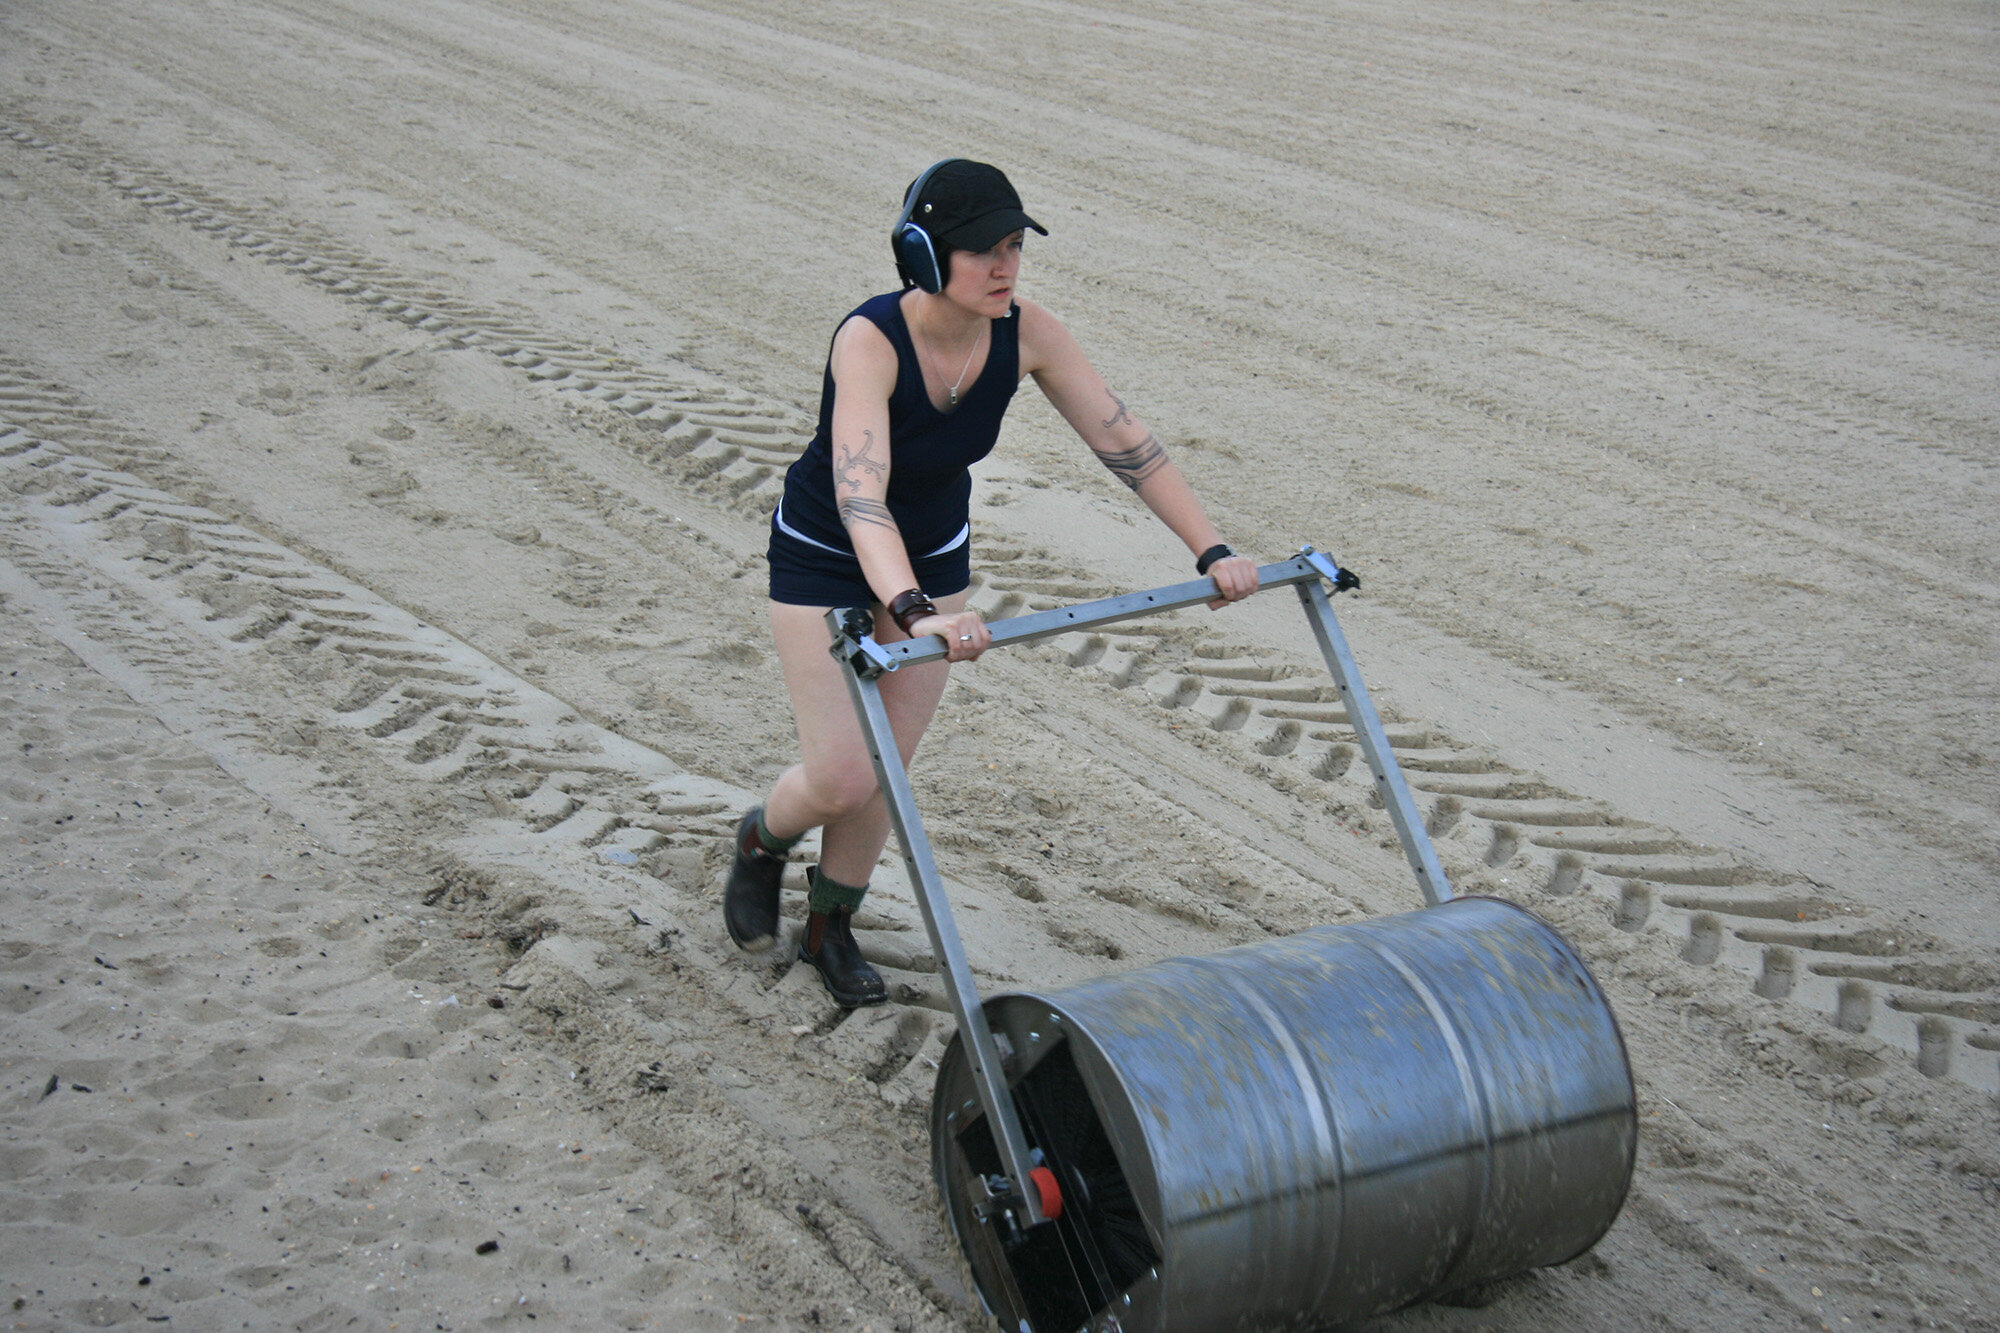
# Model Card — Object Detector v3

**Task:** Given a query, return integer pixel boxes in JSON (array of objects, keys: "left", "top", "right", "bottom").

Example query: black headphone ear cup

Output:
[
  {"left": 892, "top": 159, "right": 956, "bottom": 293},
  {"left": 896, "top": 221, "right": 943, "bottom": 294}
]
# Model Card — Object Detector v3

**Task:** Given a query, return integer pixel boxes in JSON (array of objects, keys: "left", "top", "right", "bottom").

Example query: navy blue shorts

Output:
[{"left": 766, "top": 523, "right": 971, "bottom": 608}]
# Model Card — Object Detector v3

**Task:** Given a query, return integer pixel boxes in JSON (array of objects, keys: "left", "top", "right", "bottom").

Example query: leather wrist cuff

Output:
[{"left": 887, "top": 587, "right": 938, "bottom": 636}]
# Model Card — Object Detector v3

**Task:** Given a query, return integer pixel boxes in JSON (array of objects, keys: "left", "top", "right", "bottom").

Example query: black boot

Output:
[
  {"left": 723, "top": 807, "right": 785, "bottom": 952},
  {"left": 799, "top": 907, "right": 887, "bottom": 1008}
]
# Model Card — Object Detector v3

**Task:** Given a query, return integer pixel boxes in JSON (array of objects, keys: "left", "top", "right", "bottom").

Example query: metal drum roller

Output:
[
  {"left": 933, "top": 899, "right": 1635, "bottom": 1331},
  {"left": 830, "top": 549, "right": 1637, "bottom": 1333}
]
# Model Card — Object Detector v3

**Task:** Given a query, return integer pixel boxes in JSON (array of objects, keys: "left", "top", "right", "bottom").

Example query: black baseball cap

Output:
[{"left": 905, "top": 160, "right": 1047, "bottom": 252}]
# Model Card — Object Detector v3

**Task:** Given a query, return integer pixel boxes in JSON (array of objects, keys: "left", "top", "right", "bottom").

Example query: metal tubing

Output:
[
  {"left": 1294, "top": 556, "right": 1455, "bottom": 906},
  {"left": 826, "top": 610, "right": 1048, "bottom": 1226},
  {"left": 826, "top": 547, "right": 1447, "bottom": 1233},
  {"left": 865, "top": 555, "right": 1329, "bottom": 673}
]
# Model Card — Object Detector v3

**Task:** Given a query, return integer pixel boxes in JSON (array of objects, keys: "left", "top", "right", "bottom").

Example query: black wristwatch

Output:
[{"left": 1195, "top": 543, "right": 1233, "bottom": 576}]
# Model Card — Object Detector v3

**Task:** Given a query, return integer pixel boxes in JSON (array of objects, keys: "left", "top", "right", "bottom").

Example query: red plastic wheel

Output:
[{"left": 1028, "top": 1164, "right": 1063, "bottom": 1220}]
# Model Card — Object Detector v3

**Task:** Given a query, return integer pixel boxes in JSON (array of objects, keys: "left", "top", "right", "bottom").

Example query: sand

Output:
[{"left": 1, "top": 1, "right": 1995, "bottom": 1329}]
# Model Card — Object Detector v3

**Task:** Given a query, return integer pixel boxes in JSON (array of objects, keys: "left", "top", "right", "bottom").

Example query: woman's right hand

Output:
[{"left": 911, "top": 609, "right": 989, "bottom": 662}]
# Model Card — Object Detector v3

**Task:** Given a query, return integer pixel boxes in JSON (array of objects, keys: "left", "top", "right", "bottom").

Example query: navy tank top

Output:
[{"left": 773, "top": 290, "right": 1021, "bottom": 562}]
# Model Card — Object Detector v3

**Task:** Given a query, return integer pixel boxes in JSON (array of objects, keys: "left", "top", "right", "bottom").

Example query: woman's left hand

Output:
[{"left": 1207, "top": 554, "right": 1259, "bottom": 609}]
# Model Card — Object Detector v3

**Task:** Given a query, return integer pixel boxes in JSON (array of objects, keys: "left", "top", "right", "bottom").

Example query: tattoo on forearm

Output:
[
  {"left": 1100, "top": 389, "right": 1135, "bottom": 431},
  {"left": 834, "top": 428, "right": 888, "bottom": 495},
  {"left": 837, "top": 495, "right": 899, "bottom": 534},
  {"left": 1093, "top": 432, "right": 1169, "bottom": 492}
]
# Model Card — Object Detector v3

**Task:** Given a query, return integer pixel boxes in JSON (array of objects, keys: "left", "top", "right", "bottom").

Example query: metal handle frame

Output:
[{"left": 826, "top": 546, "right": 1454, "bottom": 1230}]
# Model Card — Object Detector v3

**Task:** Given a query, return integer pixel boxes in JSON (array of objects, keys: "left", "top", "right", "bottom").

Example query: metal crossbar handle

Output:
[
  {"left": 841, "top": 554, "right": 1322, "bottom": 675},
  {"left": 826, "top": 545, "right": 1455, "bottom": 1234}
]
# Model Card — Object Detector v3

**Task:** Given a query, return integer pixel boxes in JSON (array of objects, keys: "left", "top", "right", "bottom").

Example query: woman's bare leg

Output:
[{"left": 762, "top": 591, "right": 965, "bottom": 886}]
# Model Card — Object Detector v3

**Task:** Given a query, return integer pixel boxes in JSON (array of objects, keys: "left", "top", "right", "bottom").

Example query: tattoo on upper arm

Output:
[
  {"left": 1093, "top": 432, "right": 1169, "bottom": 492},
  {"left": 837, "top": 495, "right": 899, "bottom": 534},
  {"left": 1100, "top": 389, "right": 1135, "bottom": 431},
  {"left": 834, "top": 428, "right": 888, "bottom": 495}
]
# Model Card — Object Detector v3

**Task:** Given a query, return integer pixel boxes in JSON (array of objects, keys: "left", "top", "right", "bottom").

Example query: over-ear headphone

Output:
[{"left": 892, "top": 159, "right": 959, "bottom": 294}]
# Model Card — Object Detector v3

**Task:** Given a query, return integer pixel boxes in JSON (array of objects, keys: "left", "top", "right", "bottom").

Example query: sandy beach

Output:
[{"left": 2, "top": 1, "right": 1996, "bottom": 1329}]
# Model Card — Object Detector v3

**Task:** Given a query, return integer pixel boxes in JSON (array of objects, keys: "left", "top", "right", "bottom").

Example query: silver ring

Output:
[{"left": 959, "top": 633, "right": 972, "bottom": 642}]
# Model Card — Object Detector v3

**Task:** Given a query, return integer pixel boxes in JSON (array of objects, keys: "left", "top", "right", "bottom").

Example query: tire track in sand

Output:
[
  {"left": 0, "top": 418, "right": 999, "bottom": 1324},
  {"left": 9, "top": 414, "right": 1992, "bottom": 1333},
  {"left": 952, "top": 549, "right": 2000, "bottom": 1094},
  {"left": 2, "top": 106, "right": 1993, "bottom": 1095},
  {"left": 6, "top": 97, "right": 1999, "bottom": 1318}
]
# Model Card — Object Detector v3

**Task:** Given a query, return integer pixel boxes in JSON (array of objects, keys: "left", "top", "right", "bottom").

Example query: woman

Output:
[{"left": 725, "top": 159, "right": 1260, "bottom": 1006}]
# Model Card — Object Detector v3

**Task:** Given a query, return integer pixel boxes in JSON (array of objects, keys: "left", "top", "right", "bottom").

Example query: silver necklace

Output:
[{"left": 922, "top": 313, "right": 984, "bottom": 410}]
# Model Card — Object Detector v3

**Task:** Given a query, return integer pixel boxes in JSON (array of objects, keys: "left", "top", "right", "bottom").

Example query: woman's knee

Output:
[{"left": 798, "top": 760, "right": 881, "bottom": 824}]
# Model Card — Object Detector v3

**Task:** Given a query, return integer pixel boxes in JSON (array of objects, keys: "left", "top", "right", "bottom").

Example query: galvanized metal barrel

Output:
[{"left": 932, "top": 896, "right": 1636, "bottom": 1333}]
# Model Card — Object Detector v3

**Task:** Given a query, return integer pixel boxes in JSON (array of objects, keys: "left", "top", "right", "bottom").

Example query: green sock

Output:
[
  {"left": 755, "top": 811, "right": 803, "bottom": 857},
  {"left": 807, "top": 866, "right": 868, "bottom": 915}
]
